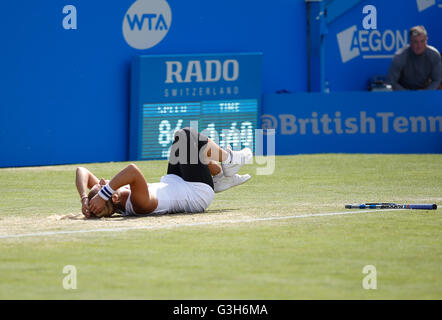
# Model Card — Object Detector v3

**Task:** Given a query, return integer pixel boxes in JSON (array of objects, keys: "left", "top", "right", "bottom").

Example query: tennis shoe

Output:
[
  {"left": 214, "top": 173, "right": 251, "bottom": 193},
  {"left": 221, "top": 146, "right": 253, "bottom": 177}
]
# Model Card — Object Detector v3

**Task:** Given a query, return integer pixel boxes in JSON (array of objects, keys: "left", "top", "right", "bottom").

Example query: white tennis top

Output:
[{"left": 124, "top": 174, "right": 215, "bottom": 215}]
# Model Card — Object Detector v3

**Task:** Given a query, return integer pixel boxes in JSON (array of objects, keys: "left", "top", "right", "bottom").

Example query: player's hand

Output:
[
  {"left": 89, "top": 194, "right": 106, "bottom": 215},
  {"left": 81, "top": 197, "right": 91, "bottom": 218}
]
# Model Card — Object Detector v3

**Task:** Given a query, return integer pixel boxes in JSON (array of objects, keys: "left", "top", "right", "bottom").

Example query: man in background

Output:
[{"left": 387, "top": 25, "right": 441, "bottom": 90}]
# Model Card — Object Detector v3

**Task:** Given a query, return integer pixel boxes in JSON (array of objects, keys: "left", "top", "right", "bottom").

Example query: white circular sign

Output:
[{"left": 122, "top": 0, "right": 172, "bottom": 50}]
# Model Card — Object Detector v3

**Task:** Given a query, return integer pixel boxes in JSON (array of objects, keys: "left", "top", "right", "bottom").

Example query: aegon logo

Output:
[
  {"left": 165, "top": 60, "right": 239, "bottom": 83},
  {"left": 122, "top": 0, "right": 172, "bottom": 50},
  {"left": 416, "top": 0, "right": 436, "bottom": 12},
  {"left": 337, "top": 25, "right": 408, "bottom": 63}
]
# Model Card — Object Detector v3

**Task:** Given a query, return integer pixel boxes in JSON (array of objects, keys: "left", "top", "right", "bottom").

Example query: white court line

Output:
[{"left": 0, "top": 209, "right": 406, "bottom": 240}]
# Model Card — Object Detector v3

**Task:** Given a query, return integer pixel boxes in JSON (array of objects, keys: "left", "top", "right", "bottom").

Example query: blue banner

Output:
[
  {"left": 0, "top": 0, "right": 305, "bottom": 168},
  {"left": 262, "top": 91, "right": 442, "bottom": 154},
  {"left": 323, "top": 0, "right": 442, "bottom": 91}
]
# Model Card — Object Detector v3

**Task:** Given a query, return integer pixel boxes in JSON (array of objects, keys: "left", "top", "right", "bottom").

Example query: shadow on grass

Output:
[{"left": 102, "top": 208, "right": 238, "bottom": 220}]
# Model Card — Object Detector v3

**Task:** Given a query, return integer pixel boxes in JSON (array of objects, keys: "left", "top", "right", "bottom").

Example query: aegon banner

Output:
[
  {"left": 324, "top": 0, "right": 442, "bottom": 91},
  {"left": 261, "top": 91, "right": 442, "bottom": 154}
]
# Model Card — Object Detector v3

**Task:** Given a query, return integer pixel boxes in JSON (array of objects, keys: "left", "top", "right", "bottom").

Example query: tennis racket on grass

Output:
[{"left": 345, "top": 203, "right": 437, "bottom": 210}]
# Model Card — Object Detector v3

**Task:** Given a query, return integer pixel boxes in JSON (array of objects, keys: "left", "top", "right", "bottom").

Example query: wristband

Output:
[{"left": 98, "top": 183, "right": 115, "bottom": 201}]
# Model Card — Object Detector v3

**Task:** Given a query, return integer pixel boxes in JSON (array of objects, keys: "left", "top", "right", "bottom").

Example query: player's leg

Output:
[
  {"left": 208, "top": 160, "right": 252, "bottom": 193},
  {"left": 167, "top": 127, "right": 214, "bottom": 189},
  {"left": 204, "top": 139, "right": 253, "bottom": 177},
  {"left": 166, "top": 127, "right": 252, "bottom": 190},
  {"left": 204, "top": 139, "right": 229, "bottom": 163},
  {"left": 208, "top": 160, "right": 222, "bottom": 176}
]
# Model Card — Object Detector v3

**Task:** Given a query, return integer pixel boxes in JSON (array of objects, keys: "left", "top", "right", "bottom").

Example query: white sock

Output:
[
  {"left": 222, "top": 151, "right": 232, "bottom": 164},
  {"left": 212, "top": 171, "right": 224, "bottom": 182}
]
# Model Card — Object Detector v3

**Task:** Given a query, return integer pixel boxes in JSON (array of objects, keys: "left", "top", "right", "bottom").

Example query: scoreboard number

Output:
[{"left": 141, "top": 99, "right": 258, "bottom": 160}]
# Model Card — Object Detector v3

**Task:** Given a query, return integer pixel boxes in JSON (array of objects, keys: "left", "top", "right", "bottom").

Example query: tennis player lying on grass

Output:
[{"left": 76, "top": 127, "right": 252, "bottom": 218}]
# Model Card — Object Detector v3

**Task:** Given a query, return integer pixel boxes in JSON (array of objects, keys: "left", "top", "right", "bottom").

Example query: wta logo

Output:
[{"left": 122, "top": 0, "right": 172, "bottom": 50}]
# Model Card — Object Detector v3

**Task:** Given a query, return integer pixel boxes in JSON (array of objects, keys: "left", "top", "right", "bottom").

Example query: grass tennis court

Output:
[{"left": 0, "top": 154, "right": 440, "bottom": 299}]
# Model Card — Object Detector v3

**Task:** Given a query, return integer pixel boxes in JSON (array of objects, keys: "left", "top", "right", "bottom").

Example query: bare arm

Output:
[
  {"left": 75, "top": 167, "right": 99, "bottom": 217},
  {"left": 88, "top": 164, "right": 157, "bottom": 215}
]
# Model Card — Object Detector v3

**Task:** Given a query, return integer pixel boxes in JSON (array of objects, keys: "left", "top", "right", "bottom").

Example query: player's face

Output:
[
  {"left": 410, "top": 34, "right": 427, "bottom": 55},
  {"left": 89, "top": 182, "right": 116, "bottom": 216},
  {"left": 100, "top": 201, "right": 115, "bottom": 216}
]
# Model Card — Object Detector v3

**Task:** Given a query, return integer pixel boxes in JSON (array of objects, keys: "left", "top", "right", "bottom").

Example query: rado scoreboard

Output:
[{"left": 129, "top": 53, "right": 262, "bottom": 160}]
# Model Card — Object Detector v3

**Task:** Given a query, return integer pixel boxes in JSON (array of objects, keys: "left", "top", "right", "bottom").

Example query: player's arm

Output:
[
  {"left": 75, "top": 167, "right": 99, "bottom": 217},
  {"left": 88, "top": 164, "right": 157, "bottom": 215}
]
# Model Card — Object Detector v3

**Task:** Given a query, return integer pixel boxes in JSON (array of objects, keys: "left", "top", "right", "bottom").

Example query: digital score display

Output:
[
  {"left": 129, "top": 53, "right": 262, "bottom": 161},
  {"left": 141, "top": 99, "right": 258, "bottom": 160}
]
